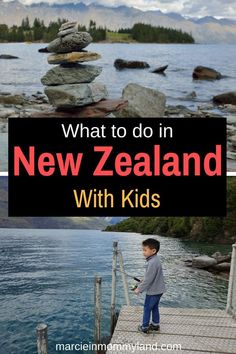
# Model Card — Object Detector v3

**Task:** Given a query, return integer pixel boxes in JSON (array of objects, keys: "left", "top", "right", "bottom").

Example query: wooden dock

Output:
[{"left": 107, "top": 305, "right": 236, "bottom": 354}]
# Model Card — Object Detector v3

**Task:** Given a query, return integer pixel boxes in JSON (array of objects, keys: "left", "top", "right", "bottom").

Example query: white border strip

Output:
[{"left": 1, "top": 172, "right": 236, "bottom": 176}]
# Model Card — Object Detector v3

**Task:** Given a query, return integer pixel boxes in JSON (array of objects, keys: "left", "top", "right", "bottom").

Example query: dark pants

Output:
[{"left": 142, "top": 294, "right": 162, "bottom": 329}]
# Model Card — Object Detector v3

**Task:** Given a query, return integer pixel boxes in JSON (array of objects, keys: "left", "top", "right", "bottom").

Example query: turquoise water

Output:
[{"left": 0, "top": 228, "right": 230, "bottom": 354}]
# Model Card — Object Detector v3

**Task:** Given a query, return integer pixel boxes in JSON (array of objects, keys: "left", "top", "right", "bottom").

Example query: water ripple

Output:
[{"left": 0, "top": 228, "right": 230, "bottom": 354}]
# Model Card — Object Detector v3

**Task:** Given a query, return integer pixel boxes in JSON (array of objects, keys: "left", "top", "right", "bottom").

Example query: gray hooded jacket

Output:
[{"left": 137, "top": 254, "right": 166, "bottom": 295}]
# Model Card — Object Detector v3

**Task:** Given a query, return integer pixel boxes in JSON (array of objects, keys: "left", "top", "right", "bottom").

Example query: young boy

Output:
[{"left": 134, "top": 238, "right": 166, "bottom": 334}]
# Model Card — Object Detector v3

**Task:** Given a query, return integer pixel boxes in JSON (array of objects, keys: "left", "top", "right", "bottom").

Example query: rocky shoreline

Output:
[
  {"left": 0, "top": 90, "right": 236, "bottom": 168},
  {"left": 1, "top": 89, "right": 236, "bottom": 119},
  {"left": 185, "top": 251, "right": 232, "bottom": 279},
  {"left": 1, "top": 32, "right": 236, "bottom": 168}
]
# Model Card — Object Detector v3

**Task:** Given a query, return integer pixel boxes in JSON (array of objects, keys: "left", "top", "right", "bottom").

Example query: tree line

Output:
[
  {"left": 105, "top": 179, "right": 236, "bottom": 244},
  {"left": 0, "top": 18, "right": 194, "bottom": 43},
  {"left": 118, "top": 23, "right": 194, "bottom": 43},
  {"left": 0, "top": 18, "right": 106, "bottom": 43}
]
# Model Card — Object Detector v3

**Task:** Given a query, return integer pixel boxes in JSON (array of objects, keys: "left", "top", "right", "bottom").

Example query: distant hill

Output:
[
  {"left": 105, "top": 179, "right": 236, "bottom": 245},
  {"left": 0, "top": 177, "right": 110, "bottom": 229},
  {"left": 1, "top": 1, "right": 236, "bottom": 43}
]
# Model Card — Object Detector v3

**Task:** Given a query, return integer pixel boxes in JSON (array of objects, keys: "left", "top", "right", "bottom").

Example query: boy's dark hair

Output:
[{"left": 142, "top": 238, "right": 160, "bottom": 253}]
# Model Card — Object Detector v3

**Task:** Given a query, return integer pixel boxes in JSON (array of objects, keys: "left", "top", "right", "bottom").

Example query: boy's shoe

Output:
[
  {"left": 138, "top": 325, "right": 149, "bottom": 334},
  {"left": 149, "top": 324, "right": 160, "bottom": 332}
]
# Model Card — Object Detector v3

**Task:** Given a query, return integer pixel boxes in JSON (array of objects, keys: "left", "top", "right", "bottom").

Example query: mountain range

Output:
[
  {"left": 0, "top": 177, "right": 125, "bottom": 229},
  {"left": 0, "top": 1, "right": 236, "bottom": 43}
]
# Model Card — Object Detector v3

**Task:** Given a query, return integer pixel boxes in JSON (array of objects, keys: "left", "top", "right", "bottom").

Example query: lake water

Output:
[
  {"left": 0, "top": 228, "right": 230, "bottom": 354},
  {"left": 1, "top": 43, "right": 236, "bottom": 172},
  {"left": 0, "top": 43, "right": 236, "bottom": 111}
]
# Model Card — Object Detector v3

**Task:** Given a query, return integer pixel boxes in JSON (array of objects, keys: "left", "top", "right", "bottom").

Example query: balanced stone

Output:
[
  {"left": 41, "top": 64, "right": 102, "bottom": 86},
  {"left": 47, "top": 32, "right": 92, "bottom": 53},
  {"left": 58, "top": 23, "right": 82, "bottom": 38},
  {"left": 30, "top": 99, "right": 129, "bottom": 118},
  {"left": 40, "top": 21, "right": 108, "bottom": 114},
  {"left": 60, "top": 22, "right": 77, "bottom": 31},
  {"left": 58, "top": 28, "right": 77, "bottom": 38},
  {"left": 48, "top": 52, "right": 101, "bottom": 65},
  {"left": 44, "top": 83, "right": 108, "bottom": 109}
]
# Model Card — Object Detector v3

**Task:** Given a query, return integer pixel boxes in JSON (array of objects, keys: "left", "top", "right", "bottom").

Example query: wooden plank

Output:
[
  {"left": 115, "top": 321, "right": 236, "bottom": 339},
  {"left": 121, "top": 306, "right": 231, "bottom": 318},
  {"left": 110, "top": 332, "right": 236, "bottom": 353},
  {"left": 107, "top": 306, "right": 236, "bottom": 354},
  {"left": 118, "top": 311, "right": 236, "bottom": 327},
  {"left": 94, "top": 276, "right": 102, "bottom": 351},
  {"left": 110, "top": 241, "right": 118, "bottom": 336}
]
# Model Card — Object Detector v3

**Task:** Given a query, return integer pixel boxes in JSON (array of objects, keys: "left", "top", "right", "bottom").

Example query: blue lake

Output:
[
  {"left": 0, "top": 228, "right": 230, "bottom": 354},
  {"left": 1, "top": 43, "right": 236, "bottom": 172},
  {"left": 0, "top": 43, "right": 236, "bottom": 111}
]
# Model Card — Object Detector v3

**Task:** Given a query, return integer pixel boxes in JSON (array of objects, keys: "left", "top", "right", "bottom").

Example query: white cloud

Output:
[
  {"left": 183, "top": 0, "right": 236, "bottom": 18},
  {"left": 5, "top": 0, "right": 236, "bottom": 18}
]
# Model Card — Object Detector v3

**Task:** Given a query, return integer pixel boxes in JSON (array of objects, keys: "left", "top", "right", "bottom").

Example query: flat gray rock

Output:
[
  {"left": 41, "top": 64, "right": 102, "bottom": 85},
  {"left": 116, "top": 83, "right": 166, "bottom": 117},
  {"left": 211, "top": 262, "right": 231, "bottom": 272},
  {"left": 47, "top": 32, "right": 92, "bottom": 53},
  {"left": 192, "top": 256, "right": 217, "bottom": 269},
  {"left": 45, "top": 83, "right": 108, "bottom": 108},
  {"left": 229, "top": 135, "right": 236, "bottom": 148}
]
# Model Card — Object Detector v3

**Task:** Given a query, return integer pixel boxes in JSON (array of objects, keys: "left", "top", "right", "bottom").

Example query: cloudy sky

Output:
[{"left": 8, "top": 0, "right": 236, "bottom": 18}]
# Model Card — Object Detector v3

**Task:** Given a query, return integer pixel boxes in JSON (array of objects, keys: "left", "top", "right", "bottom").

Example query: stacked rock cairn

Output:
[{"left": 41, "top": 22, "right": 108, "bottom": 112}]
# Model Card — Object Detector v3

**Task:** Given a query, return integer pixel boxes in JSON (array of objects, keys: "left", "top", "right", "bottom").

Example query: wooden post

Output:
[
  {"left": 118, "top": 250, "right": 131, "bottom": 306},
  {"left": 227, "top": 243, "right": 236, "bottom": 318},
  {"left": 110, "top": 241, "right": 118, "bottom": 336},
  {"left": 36, "top": 323, "right": 48, "bottom": 354},
  {"left": 94, "top": 276, "right": 102, "bottom": 352}
]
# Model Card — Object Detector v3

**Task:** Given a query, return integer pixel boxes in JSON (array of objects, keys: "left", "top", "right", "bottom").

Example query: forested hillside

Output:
[
  {"left": 0, "top": 18, "right": 194, "bottom": 43},
  {"left": 105, "top": 178, "right": 236, "bottom": 244}
]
